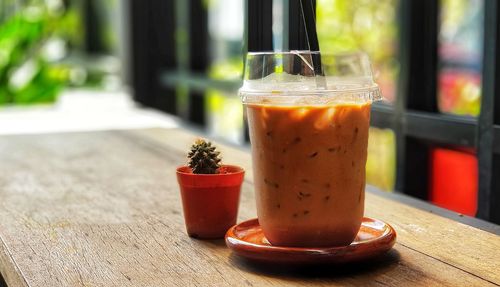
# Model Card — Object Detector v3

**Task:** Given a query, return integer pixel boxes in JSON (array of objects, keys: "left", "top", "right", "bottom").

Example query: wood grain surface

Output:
[{"left": 0, "top": 128, "right": 498, "bottom": 287}]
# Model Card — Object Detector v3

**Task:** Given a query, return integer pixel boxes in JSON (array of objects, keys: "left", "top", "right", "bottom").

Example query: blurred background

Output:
[{"left": 1, "top": 0, "right": 496, "bottom": 223}]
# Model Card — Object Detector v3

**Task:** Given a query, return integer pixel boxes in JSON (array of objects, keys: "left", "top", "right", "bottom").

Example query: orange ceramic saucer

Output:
[{"left": 225, "top": 217, "right": 396, "bottom": 265}]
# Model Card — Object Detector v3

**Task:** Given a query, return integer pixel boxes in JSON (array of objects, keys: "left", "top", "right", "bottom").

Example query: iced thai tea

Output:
[
  {"left": 240, "top": 51, "right": 381, "bottom": 247},
  {"left": 246, "top": 102, "right": 370, "bottom": 247}
]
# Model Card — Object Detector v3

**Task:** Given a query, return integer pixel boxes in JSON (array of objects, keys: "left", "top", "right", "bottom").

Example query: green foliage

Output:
[
  {"left": 316, "top": 0, "right": 399, "bottom": 101},
  {"left": 317, "top": 0, "right": 397, "bottom": 62},
  {"left": 188, "top": 139, "right": 222, "bottom": 174},
  {"left": 0, "top": 1, "right": 82, "bottom": 105}
]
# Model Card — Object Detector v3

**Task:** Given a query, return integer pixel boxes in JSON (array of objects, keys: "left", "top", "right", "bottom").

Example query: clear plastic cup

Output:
[{"left": 239, "top": 51, "right": 382, "bottom": 247}]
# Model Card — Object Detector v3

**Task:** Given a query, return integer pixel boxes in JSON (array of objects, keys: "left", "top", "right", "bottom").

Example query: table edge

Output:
[{"left": 0, "top": 233, "right": 29, "bottom": 287}]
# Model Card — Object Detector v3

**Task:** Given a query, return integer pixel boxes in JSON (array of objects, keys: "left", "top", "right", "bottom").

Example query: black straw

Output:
[
  {"left": 299, "top": 0, "right": 324, "bottom": 79},
  {"left": 299, "top": 0, "right": 320, "bottom": 52}
]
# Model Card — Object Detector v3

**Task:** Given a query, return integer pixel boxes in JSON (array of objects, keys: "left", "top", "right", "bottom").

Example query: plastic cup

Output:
[{"left": 239, "top": 51, "right": 382, "bottom": 247}]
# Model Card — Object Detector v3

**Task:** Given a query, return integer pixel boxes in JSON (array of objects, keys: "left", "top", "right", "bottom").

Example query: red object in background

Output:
[
  {"left": 176, "top": 165, "right": 244, "bottom": 239},
  {"left": 430, "top": 148, "right": 478, "bottom": 216}
]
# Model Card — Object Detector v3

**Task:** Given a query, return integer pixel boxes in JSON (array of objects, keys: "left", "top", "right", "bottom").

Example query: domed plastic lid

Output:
[{"left": 239, "top": 51, "right": 383, "bottom": 105}]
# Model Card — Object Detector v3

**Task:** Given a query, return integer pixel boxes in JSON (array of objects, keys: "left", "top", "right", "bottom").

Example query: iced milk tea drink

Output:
[{"left": 240, "top": 52, "right": 381, "bottom": 247}]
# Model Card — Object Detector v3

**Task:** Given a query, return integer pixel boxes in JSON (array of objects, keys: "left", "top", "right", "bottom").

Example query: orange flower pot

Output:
[{"left": 176, "top": 165, "right": 244, "bottom": 239}]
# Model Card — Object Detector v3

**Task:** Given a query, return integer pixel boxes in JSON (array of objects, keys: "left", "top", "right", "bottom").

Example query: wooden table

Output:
[{"left": 0, "top": 128, "right": 499, "bottom": 287}]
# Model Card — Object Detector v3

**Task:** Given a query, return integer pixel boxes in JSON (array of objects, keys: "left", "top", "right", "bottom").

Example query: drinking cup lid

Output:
[{"left": 239, "top": 51, "right": 383, "bottom": 105}]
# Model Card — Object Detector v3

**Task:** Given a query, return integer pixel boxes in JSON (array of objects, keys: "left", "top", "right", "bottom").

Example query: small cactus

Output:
[{"left": 188, "top": 139, "right": 221, "bottom": 174}]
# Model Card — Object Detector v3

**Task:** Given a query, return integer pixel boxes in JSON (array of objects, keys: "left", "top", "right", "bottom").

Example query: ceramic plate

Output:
[{"left": 225, "top": 217, "right": 396, "bottom": 264}]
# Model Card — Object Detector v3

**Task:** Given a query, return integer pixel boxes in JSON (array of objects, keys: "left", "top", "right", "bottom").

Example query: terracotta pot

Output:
[{"left": 176, "top": 165, "right": 244, "bottom": 239}]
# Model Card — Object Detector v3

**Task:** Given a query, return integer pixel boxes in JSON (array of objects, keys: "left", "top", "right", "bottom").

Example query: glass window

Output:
[
  {"left": 206, "top": 89, "right": 244, "bottom": 144},
  {"left": 316, "top": 0, "right": 399, "bottom": 103},
  {"left": 438, "top": 0, "right": 484, "bottom": 117},
  {"left": 206, "top": 0, "right": 245, "bottom": 144},
  {"left": 366, "top": 127, "right": 396, "bottom": 191}
]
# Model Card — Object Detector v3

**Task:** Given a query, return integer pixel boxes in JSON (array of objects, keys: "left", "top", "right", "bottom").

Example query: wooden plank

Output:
[{"left": 0, "top": 128, "right": 497, "bottom": 287}]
